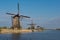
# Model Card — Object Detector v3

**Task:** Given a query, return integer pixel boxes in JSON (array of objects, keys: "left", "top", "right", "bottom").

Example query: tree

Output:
[
  {"left": 31, "top": 26, "right": 35, "bottom": 29},
  {"left": 36, "top": 26, "right": 44, "bottom": 30},
  {"left": 27, "top": 27, "right": 31, "bottom": 29},
  {"left": 2, "top": 26, "right": 7, "bottom": 29}
]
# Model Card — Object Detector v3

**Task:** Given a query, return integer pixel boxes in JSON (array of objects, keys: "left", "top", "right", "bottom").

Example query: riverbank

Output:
[
  {"left": 0, "top": 29, "right": 32, "bottom": 34},
  {"left": 0, "top": 29, "right": 43, "bottom": 34}
]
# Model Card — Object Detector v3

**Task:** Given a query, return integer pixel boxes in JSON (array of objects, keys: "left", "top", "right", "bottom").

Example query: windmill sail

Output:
[
  {"left": 17, "top": 2, "right": 20, "bottom": 15},
  {"left": 6, "top": 13, "right": 16, "bottom": 15}
]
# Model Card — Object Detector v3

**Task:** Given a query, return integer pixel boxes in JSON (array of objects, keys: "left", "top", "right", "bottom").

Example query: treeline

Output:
[
  {"left": 0, "top": 26, "right": 8, "bottom": 29},
  {"left": 27, "top": 26, "right": 44, "bottom": 30}
]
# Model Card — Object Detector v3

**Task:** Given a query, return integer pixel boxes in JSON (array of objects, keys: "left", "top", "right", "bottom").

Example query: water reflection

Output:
[
  {"left": 11, "top": 33, "right": 21, "bottom": 40},
  {"left": 0, "top": 30, "right": 60, "bottom": 40}
]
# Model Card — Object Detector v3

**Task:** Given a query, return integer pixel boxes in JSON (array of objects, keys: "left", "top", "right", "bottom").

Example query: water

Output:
[{"left": 0, "top": 30, "right": 60, "bottom": 40}]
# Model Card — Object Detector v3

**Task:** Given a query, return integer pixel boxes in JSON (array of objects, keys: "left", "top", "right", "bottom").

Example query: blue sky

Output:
[{"left": 0, "top": 0, "right": 60, "bottom": 29}]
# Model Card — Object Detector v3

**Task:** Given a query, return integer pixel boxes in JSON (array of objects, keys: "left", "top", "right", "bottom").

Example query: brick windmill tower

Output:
[{"left": 6, "top": 2, "right": 30, "bottom": 29}]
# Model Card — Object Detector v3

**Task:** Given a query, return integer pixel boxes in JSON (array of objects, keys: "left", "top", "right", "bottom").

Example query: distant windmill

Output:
[
  {"left": 6, "top": 2, "right": 30, "bottom": 29},
  {"left": 28, "top": 19, "right": 36, "bottom": 29}
]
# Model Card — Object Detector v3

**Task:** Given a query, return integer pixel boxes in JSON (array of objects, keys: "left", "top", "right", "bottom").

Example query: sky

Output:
[{"left": 0, "top": 0, "right": 60, "bottom": 29}]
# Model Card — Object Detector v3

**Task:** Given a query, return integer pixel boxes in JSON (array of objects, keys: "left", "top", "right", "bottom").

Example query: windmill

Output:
[
  {"left": 6, "top": 2, "right": 30, "bottom": 29},
  {"left": 28, "top": 19, "right": 36, "bottom": 29}
]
